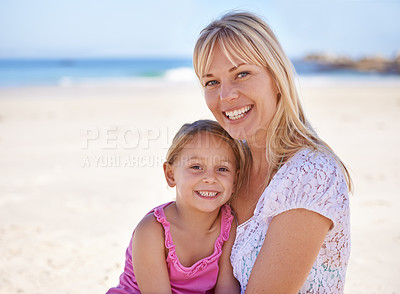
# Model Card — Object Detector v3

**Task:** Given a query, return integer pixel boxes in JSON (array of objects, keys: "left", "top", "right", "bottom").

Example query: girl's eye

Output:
[
  {"left": 237, "top": 71, "right": 249, "bottom": 78},
  {"left": 204, "top": 80, "right": 218, "bottom": 87},
  {"left": 191, "top": 165, "right": 202, "bottom": 170},
  {"left": 217, "top": 167, "right": 229, "bottom": 172}
]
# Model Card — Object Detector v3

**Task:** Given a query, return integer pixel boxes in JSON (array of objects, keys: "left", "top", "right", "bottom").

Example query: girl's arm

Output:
[
  {"left": 245, "top": 208, "right": 331, "bottom": 294},
  {"left": 131, "top": 214, "right": 172, "bottom": 294},
  {"left": 215, "top": 220, "right": 240, "bottom": 294}
]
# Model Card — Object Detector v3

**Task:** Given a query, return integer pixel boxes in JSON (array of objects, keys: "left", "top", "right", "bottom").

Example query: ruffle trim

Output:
[{"left": 153, "top": 203, "right": 233, "bottom": 277}]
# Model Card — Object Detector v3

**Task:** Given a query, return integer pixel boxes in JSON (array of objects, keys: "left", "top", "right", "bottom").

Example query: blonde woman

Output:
[{"left": 193, "top": 11, "right": 352, "bottom": 293}]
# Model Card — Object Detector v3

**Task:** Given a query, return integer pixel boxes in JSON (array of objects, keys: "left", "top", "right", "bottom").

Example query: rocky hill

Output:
[{"left": 303, "top": 53, "right": 400, "bottom": 74}]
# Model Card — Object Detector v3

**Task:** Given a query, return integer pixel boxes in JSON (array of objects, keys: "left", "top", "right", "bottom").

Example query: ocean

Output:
[{"left": 0, "top": 58, "right": 398, "bottom": 88}]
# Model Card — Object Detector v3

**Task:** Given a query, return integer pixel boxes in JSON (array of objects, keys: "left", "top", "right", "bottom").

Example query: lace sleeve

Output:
[{"left": 261, "top": 150, "right": 349, "bottom": 232}]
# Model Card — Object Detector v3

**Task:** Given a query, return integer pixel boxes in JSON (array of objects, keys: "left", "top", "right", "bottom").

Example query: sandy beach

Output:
[{"left": 0, "top": 77, "right": 399, "bottom": 293}]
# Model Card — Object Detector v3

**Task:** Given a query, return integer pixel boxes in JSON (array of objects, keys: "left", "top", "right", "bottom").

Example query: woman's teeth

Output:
[
  {"left": 197, "top": 191, "right": 218, "bottom": 197},
  {"left": 224, "top": 106, "right": 251, "bottom": 120}
]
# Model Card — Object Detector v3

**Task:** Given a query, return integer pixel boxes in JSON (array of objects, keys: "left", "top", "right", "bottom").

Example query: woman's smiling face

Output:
[{"left": 202, "top": 45, "right": 279, "bottom": 146}]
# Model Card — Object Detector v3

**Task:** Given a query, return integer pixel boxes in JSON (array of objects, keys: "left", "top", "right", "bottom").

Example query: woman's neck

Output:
[
  {"left": 248, "top": 140, "right": 269, "bottom": 175},
  {"left": 231, "top": 141, "right": 269, "bottom": 224}
]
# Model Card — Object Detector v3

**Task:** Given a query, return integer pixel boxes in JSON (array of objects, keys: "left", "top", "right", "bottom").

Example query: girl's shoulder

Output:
[
  {"left": 133, "top": 202, "right": 174, "bottom": 245},
  {"left": 132, "top": 212, "right": 165, "bottom": 257},
  {"left": 134, "top": 209, "right": 164, "bottom": 237}
]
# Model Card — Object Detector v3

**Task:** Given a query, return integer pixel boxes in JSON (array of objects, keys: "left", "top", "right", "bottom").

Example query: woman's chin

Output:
[
  {"left": 216, "top": 115, "right": 260, "bottom": 142},
  {"left": 226, "top": 125, "right": 269, "bottom": 149},
  {"left": 225, "top": 125, "right": 251, "bottom": 141}
]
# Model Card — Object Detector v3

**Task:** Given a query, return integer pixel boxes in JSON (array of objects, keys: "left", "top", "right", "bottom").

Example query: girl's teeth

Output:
[
  {"left": 198, "top": 191, "right": 218, "bottom": 197},
  {"left": 225, "top": 106, "right": 251, "bottom": 120}
]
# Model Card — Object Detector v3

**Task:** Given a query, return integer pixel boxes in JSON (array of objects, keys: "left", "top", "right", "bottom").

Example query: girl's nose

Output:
[
  {"left": 220, "top": 81, "right": 239, "bottom": 102},
  {"left": 202, "top": 170, "right": 217, "bottom": 184}
]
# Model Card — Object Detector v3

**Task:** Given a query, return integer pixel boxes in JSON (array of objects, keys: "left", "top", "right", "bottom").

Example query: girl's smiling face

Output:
[
  {"left": 163, "top": 132, "right": 238, "bottom": 213},
  {"left": 202, "top": 45, "right": 279, "bottom": 146}
]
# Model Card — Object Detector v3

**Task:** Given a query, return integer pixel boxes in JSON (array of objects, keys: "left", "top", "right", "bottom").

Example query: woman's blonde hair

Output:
[
  {"left": 193, "top": 11, "right": 352, "bottom": 191},
  {"left": 165, "top": 119, "right": 251, "bottom": 197}
]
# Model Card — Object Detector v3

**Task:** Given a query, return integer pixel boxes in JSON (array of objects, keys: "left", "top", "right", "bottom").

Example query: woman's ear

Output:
[{"left": 163, "top": 162, "right": 176, "bottom": 187}]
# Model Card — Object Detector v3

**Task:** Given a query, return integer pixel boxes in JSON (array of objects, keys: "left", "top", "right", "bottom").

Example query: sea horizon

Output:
[{"left": 1, "top": 57, "right": 399, "bottom": 88}]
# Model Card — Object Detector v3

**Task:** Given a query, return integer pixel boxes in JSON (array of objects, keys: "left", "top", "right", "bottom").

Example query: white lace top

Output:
[{"left": 231, "top": 148, "right": 350, "bottom": 293}]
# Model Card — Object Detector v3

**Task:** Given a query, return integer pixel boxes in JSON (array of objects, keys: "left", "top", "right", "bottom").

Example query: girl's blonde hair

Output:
[
  {"left": 165, "top": 119, "right": 251, "bottom": 197},
  {"left": 193, "top": 11, "right": 352, "bottom": 191}
]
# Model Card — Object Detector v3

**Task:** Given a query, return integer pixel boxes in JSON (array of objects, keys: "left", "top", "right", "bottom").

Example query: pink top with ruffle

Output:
[{"left": 106, "top": 202, "right": 233, "bottom": 294}]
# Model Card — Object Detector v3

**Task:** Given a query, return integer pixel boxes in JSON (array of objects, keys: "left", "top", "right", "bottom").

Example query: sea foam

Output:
[{"left": 164, "top": 67, "right": 197, "bottom": 82}]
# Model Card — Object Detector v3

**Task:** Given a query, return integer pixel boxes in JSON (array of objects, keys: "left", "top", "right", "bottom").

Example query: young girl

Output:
[{"left": 107, "top": 119, "right": 249, "bottom": 294}]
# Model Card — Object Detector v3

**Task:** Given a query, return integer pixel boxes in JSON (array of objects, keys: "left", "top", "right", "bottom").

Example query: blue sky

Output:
[{"left": 0, "top": 0, "right": 399, "bottom": 59}]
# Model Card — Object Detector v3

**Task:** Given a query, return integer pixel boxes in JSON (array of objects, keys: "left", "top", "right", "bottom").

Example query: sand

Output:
[{"left": 0, "top": 77, "right": 399, "bottom": 293}]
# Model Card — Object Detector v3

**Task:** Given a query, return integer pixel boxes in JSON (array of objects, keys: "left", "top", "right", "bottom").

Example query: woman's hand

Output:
[{"left": 245, "top": 208, "right": 332, "bottom": 294}]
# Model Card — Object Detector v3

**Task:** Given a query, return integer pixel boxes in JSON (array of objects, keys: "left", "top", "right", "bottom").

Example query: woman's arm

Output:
[
  {"left": 215, "top": 220, "right": 240, "bottom": 294},
  {"left": 245, "top": 208, "right": 331, "bottom": 294},
  {"left": 131, "top": 214, "right": 172, "bottom": 294}
]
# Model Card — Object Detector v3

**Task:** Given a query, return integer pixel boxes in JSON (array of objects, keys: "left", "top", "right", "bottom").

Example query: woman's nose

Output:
[{"left": 220, "top": 81, "right": 239, "bottom": 102}]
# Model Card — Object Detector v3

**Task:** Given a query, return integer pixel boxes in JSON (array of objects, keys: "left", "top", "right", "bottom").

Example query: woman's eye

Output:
[
  {"left": 237, "top": 71, "right": 249, "bottom": 78},
  {"left": 204, "top": 80, "right": 218, "bottom": 87}
]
